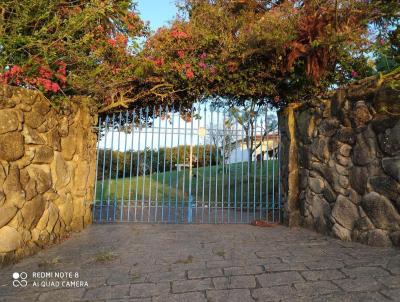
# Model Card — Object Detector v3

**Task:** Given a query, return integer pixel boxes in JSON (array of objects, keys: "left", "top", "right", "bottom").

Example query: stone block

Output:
[
  {"left": 0, "top": 109, "right": 19, "bottom": 134},
  {"left": 32, "top": 145, "right": 54, "bottom": 164},
  {"left": 366, "top": 229, "right": 392, "bottom": 247},
  {"left": 377, "top": 120, "right": 400, "bottom": 156},
  {"left": 382, "top": 156, "right": 400, "bottom": 182},
  {"left": 309, "top": 177, "right": 325, "bottom": 194},
  {"left": 61, "top": 131, "right": 77, "bottom": 161},
  {"left": 361, "top": 192, "right": 400, "bottom": 231},
  {"left": 27, "top": 165, "right": 52, "bottom": 194},
  {"left": 0, "top": 206, "right": 18, "bottom": 229},
  {"left": 369, "top": 176, "right": 400, "bottom": 202},
  {"left": 335, "top": 128, "right": 356, "bottom": 145},
  {"left": 332, "top": 195, "right": 359, "bottom": 230},
  {"left": 0, "top": 131, "right": 24, "bottom": 161},
  {"left": 332, "top": 223, "right": 352, "bottom": 241},
  {"left": 23, "top": 127, "right": 45, "bottom": 145},
  {"left": 0, "top": 226, "right": 23, "bottom": 253},
  {"left": 349, "top": 166, "right": 368, "bottom": 195},
  {"left": 20, "top": 195, "right": 46, "bottom": 229}
]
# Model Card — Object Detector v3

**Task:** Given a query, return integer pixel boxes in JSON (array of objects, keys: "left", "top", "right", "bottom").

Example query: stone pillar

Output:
[
  {"left": 279, "top": 103, "right": 301, "bottom": 227},
  {"left": 0, "top": 85, "right": 98, "bottom": 266}
]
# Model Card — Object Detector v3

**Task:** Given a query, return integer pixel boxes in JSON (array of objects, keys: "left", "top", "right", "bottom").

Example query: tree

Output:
[
  {"left": 228, "top": 102, "right": 278, "bottom": 164},
  {"left": 208, "top": 118, "right": 237, "bottom": 169},
  {"left": 0, "top": 0, "right": 185, "bottom": 111},
  {"left": 141, "top": 0, "right": 400, "bottom": 110}
]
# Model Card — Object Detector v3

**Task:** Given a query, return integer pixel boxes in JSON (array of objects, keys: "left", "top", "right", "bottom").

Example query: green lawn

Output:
[{"left": 95, "top": 160, "right": 280, "bottom": 207}]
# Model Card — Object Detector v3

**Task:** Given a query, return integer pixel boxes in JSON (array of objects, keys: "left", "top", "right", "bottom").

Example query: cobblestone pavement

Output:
[{"left": 0, "top": 224, "right": 399, "bottom": 302}]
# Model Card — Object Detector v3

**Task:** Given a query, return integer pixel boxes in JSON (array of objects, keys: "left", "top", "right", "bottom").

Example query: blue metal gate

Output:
[{"left": 92, "top": 104, "right": 282, "bottom": 224}]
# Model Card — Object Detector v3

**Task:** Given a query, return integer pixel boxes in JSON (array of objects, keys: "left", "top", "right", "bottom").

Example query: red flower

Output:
[
  {"left": 177, "top": 50, "right": 185, "bottom": 58},
  {"left": 171, "top": 28, "right": 188, "bottom": 39},
  {"left": 51, "top": 82, "right": 60, "bottom": 93},
  {"left": 185, "top": 69, "right": 194, "bottom": 80},
  {"left": 153, "top": 58, "right": 164, "bottom": 66},
  {"left": 38, "top": 78, "right": 53, "bottom": 91},
  {"left": 107, "top": 38, "right": 117, "bottom": 47},
  {"left": 116, "top": 34, "right": 128, "bottom": 46},
  {"left": 39, "top": 66, "right": 52, "bottom": 79},
  {"left": 351, "top": 70, "right": 358, "bottom": 78},
  {"left": 10, "top": 65, "right": 23, "bottom": 75}
]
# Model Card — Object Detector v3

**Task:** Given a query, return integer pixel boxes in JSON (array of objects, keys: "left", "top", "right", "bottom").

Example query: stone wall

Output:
[
  {"left": 0, "top": 85, "right": 97, "bottom": 266},
  {"left": 280, "top": 73, "right": 400, "bottom": 247}
]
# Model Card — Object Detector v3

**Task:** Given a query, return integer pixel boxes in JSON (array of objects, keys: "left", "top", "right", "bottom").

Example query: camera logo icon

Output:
[{"left": 12, "top": 272, "right": 28, "bottom": 287}]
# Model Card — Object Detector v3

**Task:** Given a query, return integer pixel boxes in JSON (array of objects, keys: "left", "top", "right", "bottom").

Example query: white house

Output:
[{"left": 227, "top": 133, "right": 280, "bottom": 164}]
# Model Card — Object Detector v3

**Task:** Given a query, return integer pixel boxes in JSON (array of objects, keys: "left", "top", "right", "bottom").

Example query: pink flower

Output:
[
  {"left": 380, "top": 38, "right": 385, "bottom": 46},
  {"left": 200, "top": 52, "right": 207, "bottom": 60},
  {"left": 351, "top": 70, "right": 358, "bottom": 78},
  {"left": 199, "top": 62, "right": 207, "bottom": 69},
  {"left": 177, "top": 50, "right": 185, "bottom": 58}
]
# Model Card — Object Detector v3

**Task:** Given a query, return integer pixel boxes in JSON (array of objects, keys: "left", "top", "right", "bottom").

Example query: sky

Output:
[{"left": 137, "top": 0, "right": 178, "bottom": 31}]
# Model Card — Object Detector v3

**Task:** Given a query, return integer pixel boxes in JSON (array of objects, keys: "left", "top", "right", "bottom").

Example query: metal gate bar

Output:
[{"left": 92, "top": 104, "right": 282, "bottom": 224}]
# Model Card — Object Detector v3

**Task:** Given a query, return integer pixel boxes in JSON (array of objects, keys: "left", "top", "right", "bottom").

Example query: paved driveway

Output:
[{"left": 0, "top": 224, "right": 399, "bottom": 302}]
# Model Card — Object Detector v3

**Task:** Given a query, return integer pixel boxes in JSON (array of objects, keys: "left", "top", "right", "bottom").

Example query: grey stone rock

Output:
[
  {"left": 310, "top": 137, "right": 330, "bottom": 163},
  {"left": 336, "top": 154, "right": 350, "bottom": 166},
  {"left": 332, "top": 223, "right": 352, "bottom": 241},
  {"left": 339, "top": 144, "right": 352, "bottom": 157},
  {"left": 389, "top": 231, "right": 400, "bottom": 247},
  {"left": 352, "top": 101, "right": 372, "bottom": 128},
  {"left": 369, "top": 176, "right": 400, "bottom": 202},
  {"left": 296, "top": 109, "right": 313, "bottom": 144},
  {"left": 353, "top": 216, "right": 375, "bottom": 232},
  {"left": 371, "top": 114, "right": 398, "bottom": 134},
  {"left": 335, "top": 128, "right": 356, "bottom": 146},
  {"left": 310, "top": 162, "right": 334, "bottom": 184},
  {"left": 0, "top": 131, "right": 24, "bottom": 161},
  {"left": 352, "top": 138, "right": 372, "bottom": 166},
  {"left": 349, "top": 166, "right": 368, "bottom": 195},
  {"left": 319, "top": 118, "right": 340, "bottom": 137},
  {"left": 338, "top": 176, "right": 349, "bottom": 188},
  {"left": 310, "top": 194, "right": 331, "bottom": 233},
  {"left": 382, "top": 156, "right": 400, "bottom": 182},
  {"left": 361, "top": 192, "right": 400, "bottom": 231},
  {"left": 309, "top": 177, "right": 325, "bottom": 194},
  {"left": 322, "top": 184, "right": 337, "bottom": 204},
  {"left": 332, "top": 195, "right": 360, "bottom": 230},
  {"left": 366, "top": 229, "right": 392, "bottom": 247},
  {"left": 348, "top": 188, "right": 361, "bottom": 205},
  {"left": 378, "top": 120, "right": 400, "bottom": 156},
  {"left": 335, "top": 163, "right": 349, "bottom": 176}
]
